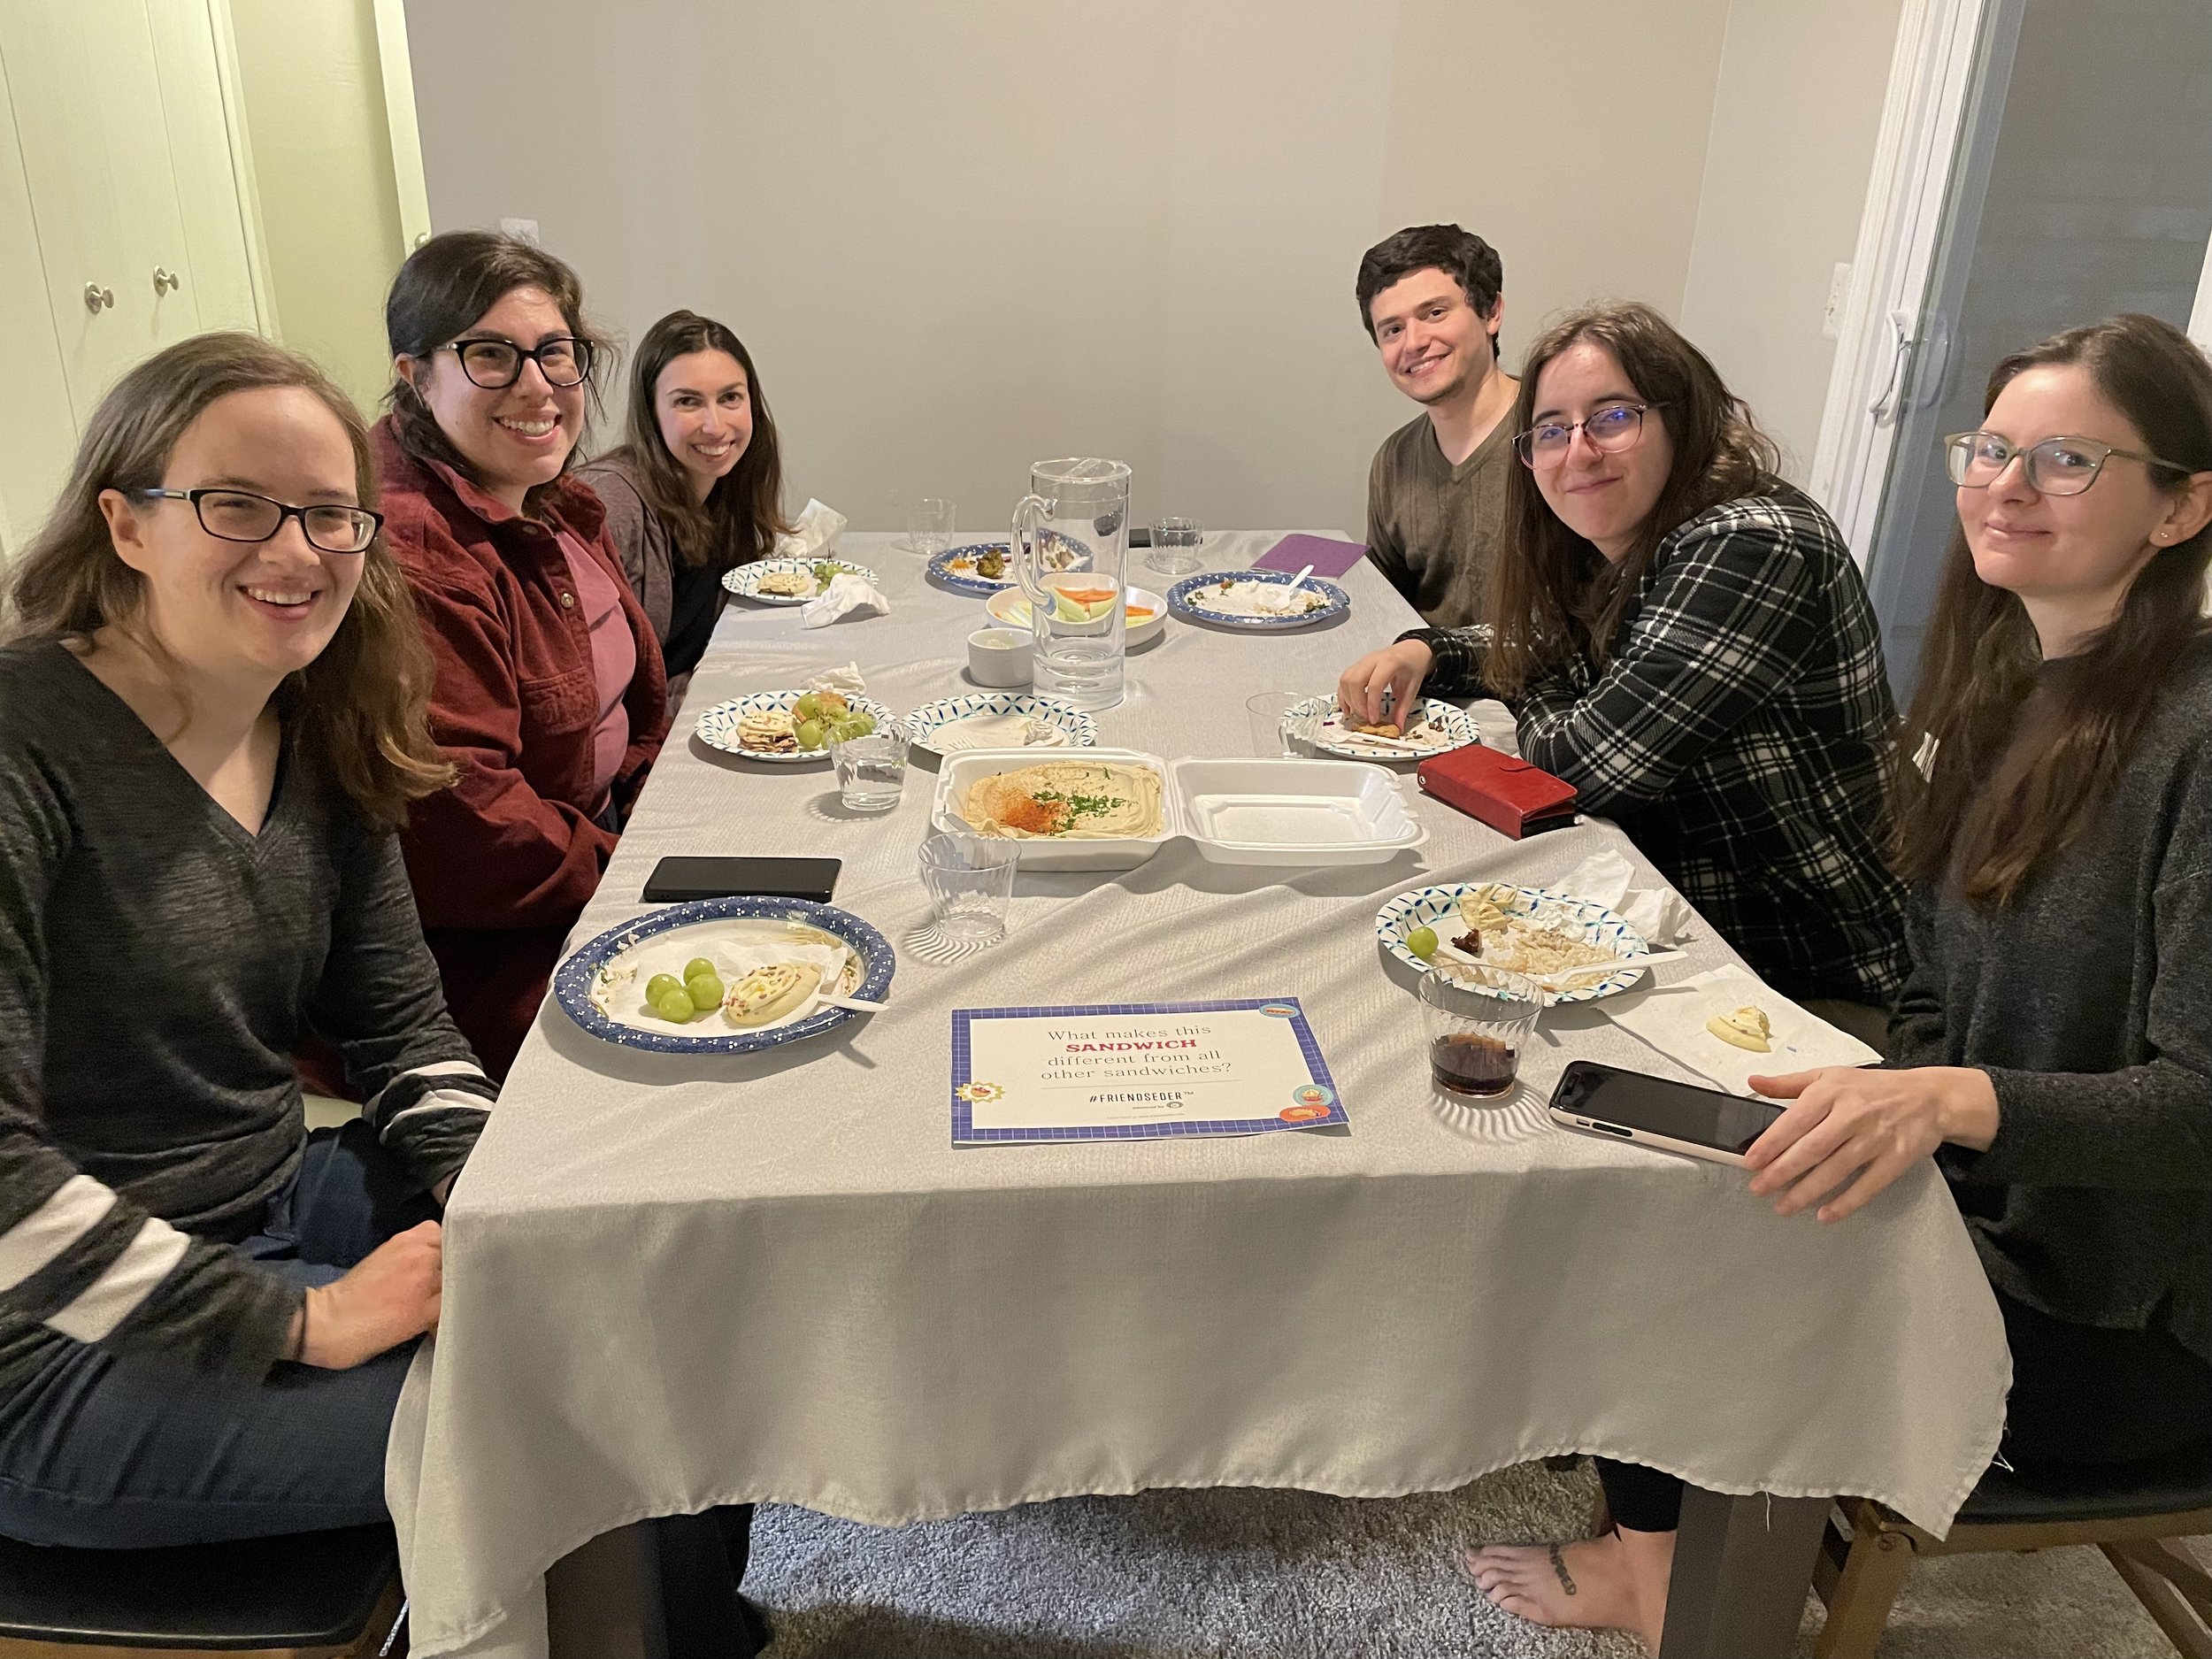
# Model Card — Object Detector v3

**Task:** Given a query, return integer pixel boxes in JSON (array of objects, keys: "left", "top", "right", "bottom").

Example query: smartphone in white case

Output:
[{"left": 1548, "top": 1059, "right": 1785, "bottom": 1168}]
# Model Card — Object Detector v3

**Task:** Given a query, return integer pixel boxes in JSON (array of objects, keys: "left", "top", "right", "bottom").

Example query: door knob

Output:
[
  {"left": 152, "top": 266, "right": 181, "bottom": 296},
  {"left": 82, "top": 282, "right": 114, "bottom": 313}
]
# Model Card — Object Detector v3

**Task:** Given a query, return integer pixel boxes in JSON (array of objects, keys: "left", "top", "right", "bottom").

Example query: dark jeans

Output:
[
  {"left": 0, "top": 1119, "right": 433, "bottom": 1548},
  {"left": 0, "top": 1123, "right": 760, "bottom": 1652},
  {"left": 1595, "top": 1287, "right": 2212, "bottom": 1533}
]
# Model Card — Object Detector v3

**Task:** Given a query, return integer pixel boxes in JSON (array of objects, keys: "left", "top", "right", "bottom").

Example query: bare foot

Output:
[{"left": 1463, "top": 1528, "right": 1672, "bottom": 1655}]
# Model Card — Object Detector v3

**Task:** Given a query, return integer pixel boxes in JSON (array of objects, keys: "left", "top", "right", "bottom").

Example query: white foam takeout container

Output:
[{"left": 930, "top": 748, "right": 1428, "bottom": 871}]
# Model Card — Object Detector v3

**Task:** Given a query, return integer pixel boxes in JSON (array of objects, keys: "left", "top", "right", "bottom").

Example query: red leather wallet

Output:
[{"left": 1416, "top": 745, "right": 1578, "bottom": 839}]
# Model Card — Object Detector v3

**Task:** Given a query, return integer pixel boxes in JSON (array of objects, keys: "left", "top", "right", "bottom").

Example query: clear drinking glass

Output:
[
  {"left": 917, "top": 833, "right": 1021, "bottom": 943},
  {"left": 1418, "top": 964, "right": 1543, "bottom": 1099},
  {"left": 1148, "top": 517, "right": 1204, "bottom": 575},
  {"left": 1245, "top": 690, "right": 1305, "bottom": 757},
  {"left": 906, "top": 497, "right": 956, "bottom": 557},
  {"left": 829, "top": 722, "right": 909, "bottom": 813}
]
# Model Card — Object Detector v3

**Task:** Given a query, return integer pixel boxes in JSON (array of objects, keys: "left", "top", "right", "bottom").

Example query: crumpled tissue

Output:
[
  {"left": 800, "top": 572, "right": 888, "bottom": 629},
  {"left": 804, "top": 663, "right": 868, "bottom": 697},
  {"left": 1563, "top": 847, "right": 1694, "bottom": 946},
  {"left": 773, "top": 498, "right": 848, "bottom": 560}
]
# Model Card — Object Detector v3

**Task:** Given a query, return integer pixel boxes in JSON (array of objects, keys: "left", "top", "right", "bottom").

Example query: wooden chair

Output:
[
  {"left": 0, "top": 1523, "right": 403, "bottom": 1658},
  {"left": 1813, "top": 1440, "right": 2212, "bottom": 1657}
]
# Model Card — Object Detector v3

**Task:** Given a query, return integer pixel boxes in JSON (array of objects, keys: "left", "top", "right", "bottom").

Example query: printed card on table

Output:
[{"left": 950, "top": 998, "right": 1347, "bottom": 1144}]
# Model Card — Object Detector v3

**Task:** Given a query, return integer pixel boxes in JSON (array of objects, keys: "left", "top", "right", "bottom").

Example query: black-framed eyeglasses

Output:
[
  {"left": 1943, "top": 430, "right": 2193, "bottom": 497},
  {"left": 442, "top": 334, "right": 594, "bottom": 389},
  {"left": 1516, "top": 402, "right": 1667, "bottom": 467},
  {"left": 132, "top": 488, "right": 383, "bottom": 555}
]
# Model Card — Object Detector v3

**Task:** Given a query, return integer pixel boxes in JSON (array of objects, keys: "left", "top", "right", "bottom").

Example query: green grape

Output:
[
  {"left": 792, "top": 692, "right": 821, "bottom": 720},
  {"left": 646, "top": 972, "right": 681, "bottom": 1002},
  {"left": 687, "top": 973, "right": 725, "bottom": 1010},
  {"left": 683, "top": 957, "right": 716, "bottom": 982},
  {"left": 655, "top": 988, "right": 696, "bottom": 1022},
  {"left": 831, "top": 710, "right": 874, "bottom": 741},
  {"left": 1406, "top": 925, "right": 1440, "bottom": 961},
  {"left": 795, "top": 718, "right": 826, "bottom": 750}
]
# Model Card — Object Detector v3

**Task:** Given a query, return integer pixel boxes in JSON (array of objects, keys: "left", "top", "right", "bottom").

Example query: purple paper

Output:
[{"left": 1251, "top": 534, "right": 1368, "bottom": 578}]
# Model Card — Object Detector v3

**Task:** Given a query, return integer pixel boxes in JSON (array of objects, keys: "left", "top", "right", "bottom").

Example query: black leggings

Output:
[{"left": 1594, "top": 1289, "right": 2212, "bottom": 1534}]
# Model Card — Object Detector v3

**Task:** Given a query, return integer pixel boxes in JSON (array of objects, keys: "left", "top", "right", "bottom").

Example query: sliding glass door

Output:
[{"left": 1858, "top": 0, "right": 2212, "bottom": 700}]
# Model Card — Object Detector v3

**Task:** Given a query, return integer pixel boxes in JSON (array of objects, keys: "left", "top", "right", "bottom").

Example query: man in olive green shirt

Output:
[{"left": 1357, "top": 224, "right": 1520, "bottom": 630}]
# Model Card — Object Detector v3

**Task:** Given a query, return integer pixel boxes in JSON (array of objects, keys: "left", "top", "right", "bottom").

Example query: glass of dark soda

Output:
[{"left": 1417, "top": 964, "right": 1542, "bottom": 1098}]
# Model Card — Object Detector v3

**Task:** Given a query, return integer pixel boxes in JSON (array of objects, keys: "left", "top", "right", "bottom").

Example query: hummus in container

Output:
[{"left": 962, "top": 760, "right": 1165, "bottom": 840}]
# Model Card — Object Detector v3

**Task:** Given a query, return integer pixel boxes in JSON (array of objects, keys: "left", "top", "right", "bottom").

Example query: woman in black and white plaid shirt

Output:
[{"left": 1340, "top": 302, "right": 1907, "bottom": 1020}]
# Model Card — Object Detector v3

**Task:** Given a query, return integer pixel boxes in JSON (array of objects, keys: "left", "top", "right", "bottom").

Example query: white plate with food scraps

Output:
[
  {"left": 723, "top": 557, "right": 880, "bottom": 605},
  {"left": 986, "top": 585, "right": 1168, "bottom": 649},
  {"left": 553, "top": 896, "right": 894, "bottom": 1056},
  {"left": 1374, "top": 880, "right": 1650, "bottom": 1005},
  {"left": 694, "top": 689, "right": 895, "bottom": 764},
  {"left": 933, "top": 749, "right": 1425, "bottom": 872},
  {"left": 904, "top": 693, "right": 1097, "bottom": 752},
  {"left": 1285, "top": 694, "right": 1481, "bottom": 761},
  {"left": 1165, "top": 570, "right": 1351, "bottom": 630}
]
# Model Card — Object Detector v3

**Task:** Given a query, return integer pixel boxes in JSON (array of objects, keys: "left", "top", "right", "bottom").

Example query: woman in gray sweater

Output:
[
  {"left": 0, "top": 334, "right": 492, "bottom": 1546},
  {"left": 1470, "top": 313, "right": 2212, "bottom": 1653}
]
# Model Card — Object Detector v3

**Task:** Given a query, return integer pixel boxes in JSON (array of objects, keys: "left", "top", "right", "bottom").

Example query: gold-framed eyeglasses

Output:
[
  {"left": 1943, "top": 430, "right": 2192, "bottom": 496},
  {"left": 132, "top": 488, "right": 381, "bottom": 555},
  {"left": 1516, "top": 402, "right": 1666, "bottom": 467},
  {"left": 443, "top": 334, "right": 593, "bottom": 389}
]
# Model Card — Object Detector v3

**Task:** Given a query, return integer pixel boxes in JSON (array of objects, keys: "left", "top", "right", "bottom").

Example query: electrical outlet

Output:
[
  {"left": 1823, "top": 262, "right": 1853, "bottom": 340},
  {"left": 500, "top": 218, "right": 541, "bottom": 246}
]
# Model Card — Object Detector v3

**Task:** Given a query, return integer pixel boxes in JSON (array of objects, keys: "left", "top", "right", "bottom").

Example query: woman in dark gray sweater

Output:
[
  {"left": 0, "top": 334, "right": 492, "bottom": 1547},
  {"left": 1470, "top": 314, "right": 2212, "bottom": 1653}
]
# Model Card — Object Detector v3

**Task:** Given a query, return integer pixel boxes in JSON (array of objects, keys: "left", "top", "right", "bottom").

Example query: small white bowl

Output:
[{"left": 966, "top": 627, "right": 1033, "bottom": 687}]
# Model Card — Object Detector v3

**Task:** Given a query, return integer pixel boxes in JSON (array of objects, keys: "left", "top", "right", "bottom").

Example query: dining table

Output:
[{"left": 385, "top": 528, "right": 2010, "bottom": 1659}]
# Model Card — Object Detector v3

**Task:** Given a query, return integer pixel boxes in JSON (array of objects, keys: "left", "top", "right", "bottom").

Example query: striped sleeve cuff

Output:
[
  {"left": 368, "top": 1063, "right": 495, "bottom": 1191},
  {"left": 0, "top": 1175, "right": 196, "bottom": 1346}
]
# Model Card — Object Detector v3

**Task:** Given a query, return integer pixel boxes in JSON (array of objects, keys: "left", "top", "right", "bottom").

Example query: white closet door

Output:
[
  {"left": 0, "top": 0, "right": 193, "bottom": 412},
  {"left": 144, "top": 0, "right": 264, "bottom": 337}
]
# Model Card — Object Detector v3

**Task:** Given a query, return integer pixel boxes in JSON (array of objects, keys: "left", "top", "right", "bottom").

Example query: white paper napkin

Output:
[
  {"left": 805, "top": 663, "right": 868, "bottom": 697},
  {"left": 800, "top": 572, "right": 888, "bottom": 629},
  {"left": 1605, "top": 965, "right": 1881, "bottom": 1096},
  {"left": 772, "top": 498, "right": 848, "bottom": 560},
  {"left": 1562, "top": 848, "right": 1694, "bottom": 946}
]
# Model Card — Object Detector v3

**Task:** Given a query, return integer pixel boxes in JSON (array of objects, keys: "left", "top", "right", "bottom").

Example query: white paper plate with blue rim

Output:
[
  {"left": 903, "top": 692, "right": 1098, "bottom": 753},
  {"left": 693, "top": 689, "right": 896, "bottom": 764},
  {"left": 1285, "top": 694, "right": 1481, "bottom": 761},
  {"left": 555, "top": 896, "right": 895, "bottom": 1056},
  {"left": 1373, "top": 881, "right": 1650, "bottom": 1005},
  {"left": 926, "top": 534, "right": 1088, "bottom": 597},
  {"left": 1166, "top": 570, "right": 1352, "bottom": 631},
  {"left": 723, "top": 556, "right": 879, "bottom": 605}
]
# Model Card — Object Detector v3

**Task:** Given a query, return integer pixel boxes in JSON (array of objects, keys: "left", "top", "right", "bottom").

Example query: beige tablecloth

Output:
[{"left": 388, "top": 532, "right": 2008, "bottom": 1659}]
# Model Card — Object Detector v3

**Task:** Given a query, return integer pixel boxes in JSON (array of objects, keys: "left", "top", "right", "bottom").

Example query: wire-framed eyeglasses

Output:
[
  {"left": 132, "top": 488, "right": 383, "bottom": 555},
  {"left": 442, "top": 334, "right": 595, "bottom": 389},
  {"left": 1944, "top": 430, "right": 2193, "bottom": 496},
  {"left": 1516, "top": 402, "right": 1666, "bottom": 467}
]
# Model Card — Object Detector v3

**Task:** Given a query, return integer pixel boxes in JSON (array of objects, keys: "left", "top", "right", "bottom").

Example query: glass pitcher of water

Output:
[{"left": 1011, "top": 457, "right": 1131, "bottom": 710}]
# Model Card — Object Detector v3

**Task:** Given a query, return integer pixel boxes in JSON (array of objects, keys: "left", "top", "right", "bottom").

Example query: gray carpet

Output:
[{"left": 744, "top": 1463, "right": 2206, "bottom": 1657}]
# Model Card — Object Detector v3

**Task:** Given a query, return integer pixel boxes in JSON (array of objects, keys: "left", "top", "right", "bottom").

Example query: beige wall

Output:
[
  {"left": 1678, "top": 0, "right": 1908, "bottom": 479},
  {"left": 403, "top": 0, "right": 1733, "bottom": 537},
  {"left": 227, "top": 0, "right": 408, "bottom": 418}
]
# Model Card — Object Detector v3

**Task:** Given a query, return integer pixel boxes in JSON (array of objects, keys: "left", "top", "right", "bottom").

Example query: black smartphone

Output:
[
  {"left": 642, "top": 856, "right": 841, "bottom": 903},
  {"left": 1127, "top": 526, "right": 1153, "bottom": 547},
  {"left": 1547, "top": 1059, "right": 1785, "bottom": 1167}
]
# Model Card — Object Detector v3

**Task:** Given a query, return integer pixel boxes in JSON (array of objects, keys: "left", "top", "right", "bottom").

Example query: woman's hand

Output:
[
  {"left": 1336, "top": 640, "right": 1434, "bottom": 727},
  {"left": 295, "top": 1220, "right": 443, "bottom": 1369},
  {"left": 1742, "top": 1066, "right": 1999, "bottom": 1223}
]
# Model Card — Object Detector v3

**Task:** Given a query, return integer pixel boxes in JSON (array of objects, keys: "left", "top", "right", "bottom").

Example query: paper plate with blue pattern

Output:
[
  {"left": 1374, "top": 881, "right": 1650, "bottom": 1005},
  {"left": 723, "top": 556, "right": 880, "bottom": 605},
  {"left": 902, "top": 692, "right": 1098, "bottom": 752},
  {"left": 1166, "top": 570, "right": 1351, "bottom": 631},
  {"left": 555, "top": 896, "right": 895, "bottom": 1055},
  {"left": 693, "top": 689, "right": 896, "bottom": 764},
  {"left": 926, "top": 534, "right": 1089, "bottom": 597}
]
